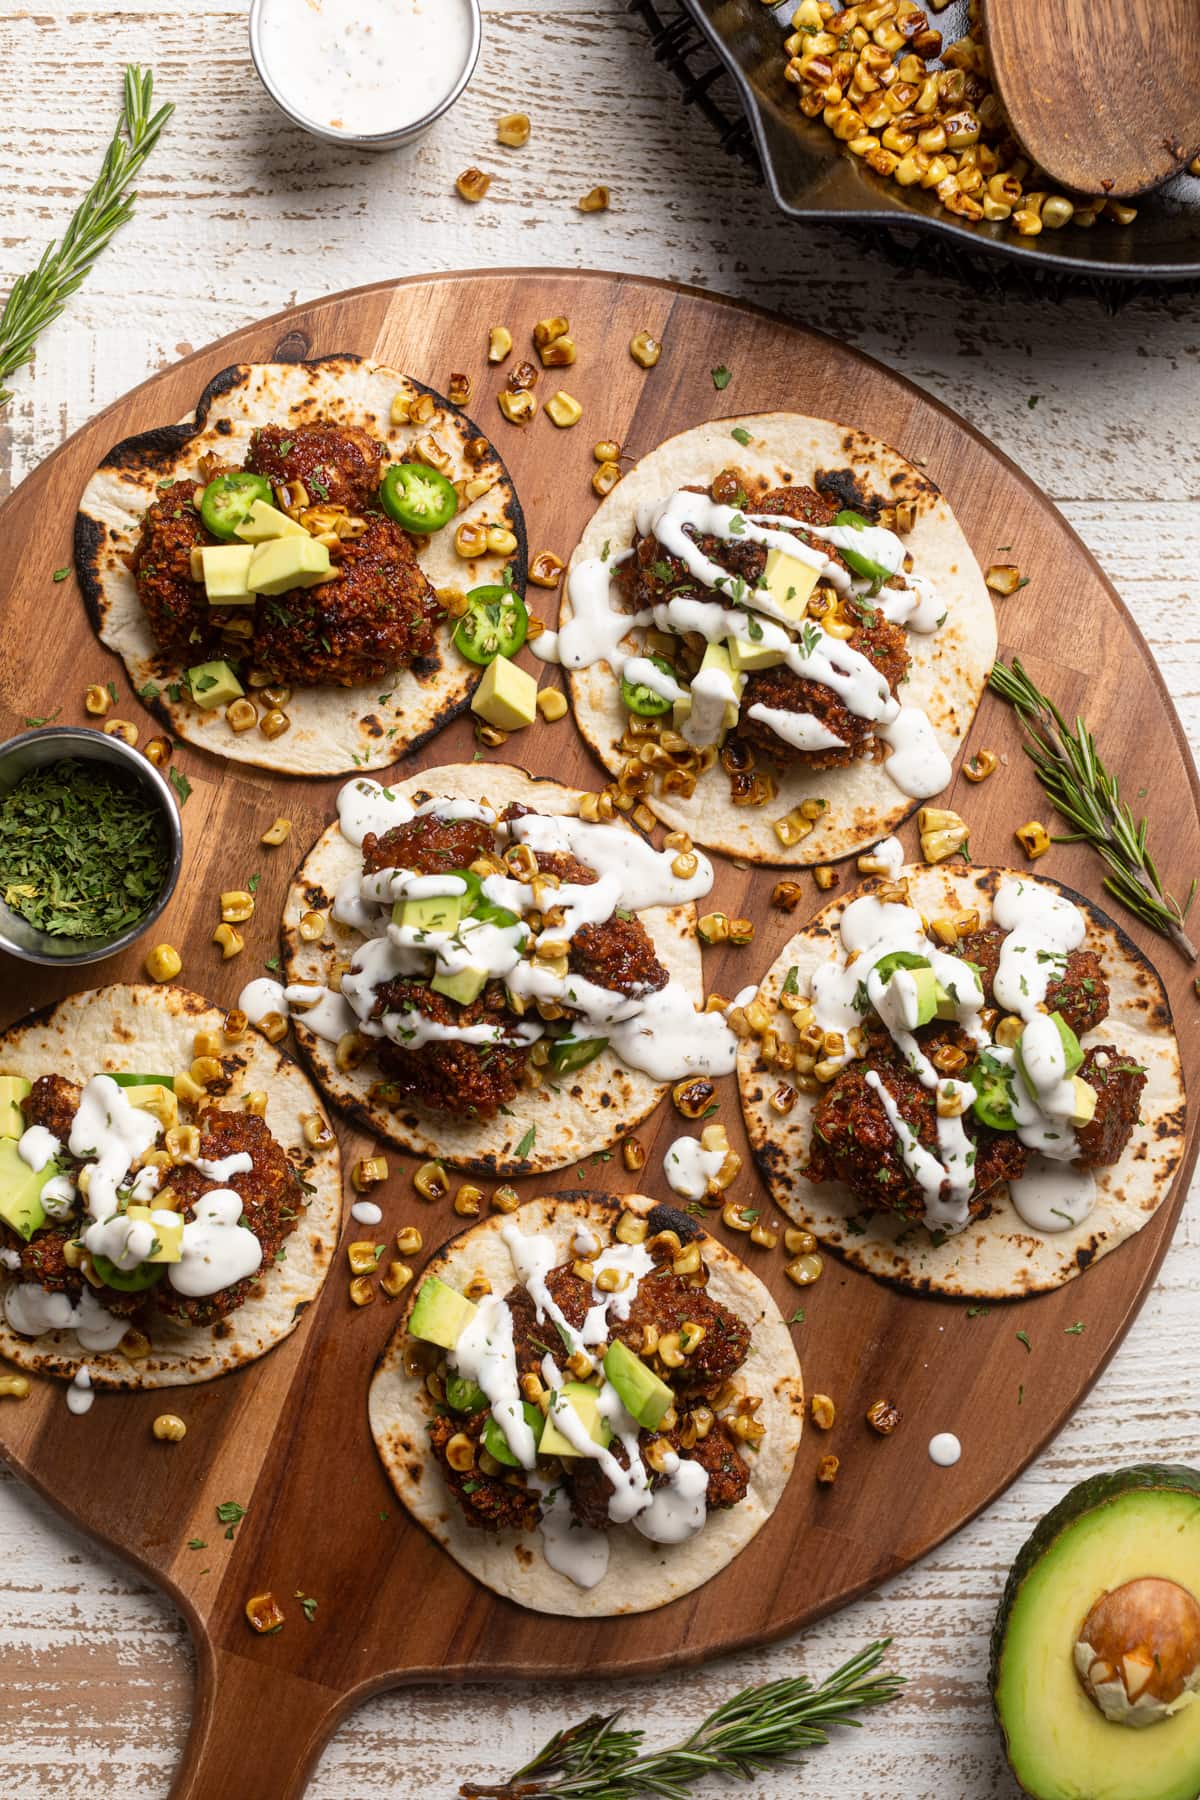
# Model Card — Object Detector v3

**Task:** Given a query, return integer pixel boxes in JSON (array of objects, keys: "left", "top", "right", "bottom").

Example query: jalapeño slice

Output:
[
  {"left": 107, "top": 1073, "right": 175, "bottom": 1090},
  {"left": 548, "top": 1037, "right": 608, "bottom": 1076},
  {"left": 872, "top": 949, "right": 930, "bottom": 984},
  {"left": 379, "top": 462, "right": 459, "bottom": 533},
  {"left": 970, "top": 1055, "right": 1017, "bottom": 1131},
  {"left": 200, "top": 472, "right": 274, "bottom": 542},
  {"left": 620, "top": 653, "right": 676, "bottom": 718},
  {"left": 445, "top": 1375, "right": 488, "bottom": 1414},
  {"left": 481, "top": 1401, "right": 544, "bottom": 1467},
  {"left": 833, "top": 509, "right": 893, "bottom": 587},
  {"left": 452, "top": 585, "right": 529, "bottom": 665},
  {"left": 90, "top": 1252, "right": 167, "bottom": 1294}
]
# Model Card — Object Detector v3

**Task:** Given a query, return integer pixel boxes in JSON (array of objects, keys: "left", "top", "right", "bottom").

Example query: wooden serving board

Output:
[{"left": 0, "top": 271, "right": 1196, "bottom": 1800}]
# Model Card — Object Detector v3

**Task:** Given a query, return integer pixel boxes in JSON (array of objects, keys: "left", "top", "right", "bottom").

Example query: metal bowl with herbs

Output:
[{"left": 0, "top": 726, "right": 182, "bottom": 966}]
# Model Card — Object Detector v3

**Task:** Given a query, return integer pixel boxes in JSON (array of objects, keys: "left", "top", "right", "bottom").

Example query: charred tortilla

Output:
[
  {"left": 282, "top": 763, "right": 708, "bottom": 1174},
  {"left": 0, "top": 983, "right": 340, "bottom": 1386},
  {"left": 562, "top": 413, "right": 994, "bottom": 865},
  {"left": 75, "top": 355, "right": 525, "bottom": 776},
  {"left": 737, "top": 866, "right": 1185, "bottom": 1298},
  {"left": 369, "top": 1191, "right": 805, "bottom": 1617}
]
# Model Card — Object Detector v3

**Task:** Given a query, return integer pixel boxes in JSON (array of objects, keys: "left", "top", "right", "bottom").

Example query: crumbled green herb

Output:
[
  {"left": 711, "top": 365, "right": 732, "bottom": 391},
  {"left": 265, "top": 955, "right": 280, "bottom": 972},
  {"left": 138, "top": 681, "right": 160, "bottom": 702},
  {"left": 1016, "top": 1329, "right": 1032, "bottom": 1352},
  {"left": 168, "top": 767, "right": 191, "bottom": 807},
  {"left": 730, "top": 426, "right": 751, "bottom": 446},
  {"left": 52, "top": 567, "right": 70, "bottom": 583},
  {"left": 1064, "top": 1321, "right": 1085, "bottom": 1335},
  {"left": 0, "top": 757, "right": 169, "bottom": 938},
  {"left": 965, "top": 1304, "right": 990, "bottom": 1318},
  {"left": 515, "top": 1125, "right": 536, "bottom": 1159},
  {"left": 187, "top": 1538, "right": 207, "bottom": 1550},
  {"left": 789, "top": 1307, "right": 805, "bottom": 1324},
  {"left": 23, "top": 708, "right": 62, "bottom": 728},
  {"left": 248, "top": 872, "right": 261, "bottom": 893},
  {"left": 216, "top": 1500, "right": 247, "bottom": 1539}
]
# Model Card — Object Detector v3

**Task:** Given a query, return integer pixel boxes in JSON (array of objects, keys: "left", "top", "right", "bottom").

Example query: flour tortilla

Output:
[
  {"left": 738, "top": 866, "right": 1186, "bottom": 1299},
  {"left": 564, "top": 413, "right": 995, "bottom": 865},
  {"left": 283, "top": 763, "right": 705, "bottom": 1175},
  {"left": 0, "top": 983, "right": 341, "bottom": 1387},
  {"left": 75, "top": 356, "right": 525, "bottom": 776},
  {"left": 369, "top": 1191, "right": 805, "bottom": 1616}
]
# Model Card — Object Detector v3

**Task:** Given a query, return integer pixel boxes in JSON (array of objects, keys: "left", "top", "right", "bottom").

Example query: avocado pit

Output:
[{"left": 1075, "top": 1578, "right": 1200, "bottom": 1727}]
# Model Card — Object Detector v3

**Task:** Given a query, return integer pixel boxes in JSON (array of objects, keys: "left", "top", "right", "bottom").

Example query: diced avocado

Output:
[
  {"left": 187, "top": 659, "right": 245, "bottom": 711},
  {"left": 234, "top": 498, "right": 309, "bottom": 542},
  {"left": 1052, "top": 1011, "right": 1084, "bottom": 1077},
  {"left": 726, "top": 632, "right": 785, "bottom": 674},
  {"left": 0, "top": 1077, "right": 31, "bottom": 1141},
  {"left": 482, "top": 1400, "right": 545, "bottom": 1467},
  {"left": 394, "top": 891, "right": 466, "bottom": 935},
  {"left": 908, "top": 966, "right": 940, "bottom": 1028},
  {"left": 673, "top": 643, "right": 743, "bottom": 737},
  {"left": 125, "top": 1203, "right": 183, "bottom": 1263},
  {"left": 246, "top": 535, "right": 332, "bottom": 595},
  {"left": 936, "top": 961, "right": 983, "bottom": 1021},
  {"left": 471, "top": 654, "right": 538, "bottom": 731},
  {"left": 0, "top": 1137, "right": 46, "bottom": 1242},
  {"left": 122, "top": 1082, "right": 179, "bottom": 1131},
  {"left": 992, "top": 1464, "right": 1200, "bottom": 1800},
  {"left": 408, "top": 1275, "right": 476, "bottom": 1350},
  {"left": 1069, "top": 1077, "right": 1097, "bottom": 1128},
  {"left": 430, "top": 966, "right": 488, "bottom": 1006},
  {"left": 200, "top": 544, "right": 256, "bottom": 605},
  {"left": 875, "top": 955, "right": 938, "bottom": 1029},
  {"left": 603, "top": 1338, "right": 673, "bottom": 1430},
  {"left": 539, "top": 1381, "right": 614, "bottom": 1459},
  {"left": 762, "top": 546, "right": 821, "bottom": 622}
]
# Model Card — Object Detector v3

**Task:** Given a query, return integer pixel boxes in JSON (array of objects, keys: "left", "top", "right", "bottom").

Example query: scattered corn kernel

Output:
[
  {"left": 353, "top": 1156, "right": 388, "bottom": 1192},
  {"left": 220, "top": 890, "right": 255, "bottom": 924},
  {"left": 630, "top": 331, "right": 662, "bottom": 368},
  {"left": 813, "top": 866, "right": 838, "bottom": 891},
  {"left": 593, "top": 440, "right": 621, "bottom": 463},
  {"left": 579, "top": 185, "right": 610, "bottom": 212},
  {"left": 867, "top": 1397, "right": 901, "bottom": 1435},
  {"left": 380, "top": 1260, "right": 412, "bottom": 1298},
  {"left": 456, "top": 167, "right": 491, "bottom": 203},
  {"left": 454, "top": 1183, "right": 483, "bottom": 1217},
  {"left": 84, "top": 684, "right": 111, "bottom": 716},
  {"left": 772, "top": 879, "right": 803, "bottom": 912},
  {"left": 151, "top": 1412, "right": 187, "bottom": 1442},
  {"left": 349, "top": 1275, "right": 375, "bottom": 1308},
  {"left": 985, "top": 563, "right": 1024, "bottom": 597},
  {"left": 261, "top": 817, "right": 291, "bottom": 846},
  {"left": 1016, "top": 820, "right": 1050, "bottom": 859},
  {"left": 347, "top": 1240, "right": 380, "bottom": 1275},
  {"left": 488, "top": 325, "right": 513, "bottom": 364},
  {"left": 0, "top": 1375, "right": 30, "bottom": 1400},
  {"left": 536, "top": 688, "right": 568, "bottom": 722},
  {"left": 245, "top": 1593, "right": 285, "bottom": 1634},
  {"left": 104, "top": 718, "right": 138, "bottom": 746},
  {"left": 964, "top": 747, "right": 998, "bottom": 782},
  {"left": 498, "top": 389, "right": 536, "bottom": 425},
  {"left": 816, "top": 1454, "right": 840, "bottom": 1486},
  {"left": 546, "top": 390, "right": 583, "bottom": 429},
  {"left": 728, "top": 917, "right": 755, "bottom": 945},
  {"left": 259, "top": 708, "right": 290, "bottom": 740},
  {"left": 145, "top": 943, "right": 181, "bottom": 983},
  {"left": 301, "top": 1113, "right": 335, "bottom": 1150},
  {"left": 226, "top": 698, "right": 257, "bottom": 733},
  {"left": 786, "top": 1252, "right": 824, "bottom": 1287}
]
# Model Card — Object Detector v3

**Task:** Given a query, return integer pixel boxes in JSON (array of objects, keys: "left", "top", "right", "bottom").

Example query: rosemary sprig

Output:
[
  {"left": 989, "top": 657, "right": 1197, "bottom": 961},
  {"left": 460, "top": 1640, "right": 904, "bottom": 1799},
  {"left": 0, "top": 66, "right": 173, "bottom": 410}
]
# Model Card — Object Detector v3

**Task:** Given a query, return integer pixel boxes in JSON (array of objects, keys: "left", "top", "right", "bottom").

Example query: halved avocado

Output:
[{"left": 992, "top": 1465, "right": 1200, "bottom": 1800}]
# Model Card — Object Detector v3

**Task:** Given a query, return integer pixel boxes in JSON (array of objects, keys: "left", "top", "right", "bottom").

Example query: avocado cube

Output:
[
  {"left": 538, "top": 1381, "right": 614, "bottom": 1458},
  {"left": 246, "top": 535, "right": 332, "bottom": 596},
  {"left": 125, "top": 1203, "right": 183, "bottom": 1263},
  {"left": 0, "top": 1077, "right": 31, "bottom": 1142},
  {"left": 408, "top": 1276, "right": 477, "bottom": 1350},
  {"left": 727, "top": 632, "right": 785, "bottom": 674},
  {"left": 430, "top": 966, "right": 488, "bottom": 1006},
  {"left": 123, "top": 1083, "right": 179, "bottom": 1131},
  {"left": 187, "top": 659, "right": 245, "bottom": 710},
  {"left": 200, "top": 544, "right": 256, "bottom": 605},
  {"left": 0, "top": 1138, "right": 46, "bottom": 1242},
  {"left": 674, "top": 644, "right": 743, "bottom": 736},
  {"left": 908, "top": 965, "right": 941, "bottom": 1028},
  {"left": 234, "top": 498, "right": 309, "bottom": 542},
  {"left": 762, "top": 547, "right": 821, "bottom": 622},
  {"left": 1051, "top": 1011, "right": 1084, "bottom": 1077},
  {"left": 471, "top": 655, "right": 538, "bottom": 732},
  {"left": 394, "top": 892, "right": 466, "bottom": 935},
  {"left": 1069, "top": 1077, "right": 1097, "bottom": 1127},
  {"left": 603, "top": 1338, "right": 673, "bottom": 1430}
]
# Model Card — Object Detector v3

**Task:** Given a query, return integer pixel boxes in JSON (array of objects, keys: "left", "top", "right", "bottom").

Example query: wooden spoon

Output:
[{"left": 984, "top": 0, "right": 1200, "bottom": 198}]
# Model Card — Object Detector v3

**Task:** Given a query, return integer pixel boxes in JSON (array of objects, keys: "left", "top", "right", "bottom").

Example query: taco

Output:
[
  {"left": 75, "top": 355, "right": 525, "bottom": 776},
  {"left": 369, "top": 1191, "right": 804, "bottom": 1616},
  {"left": 0, "top": 983, "right": 341, "bottom": 1387},
  {"left": 266, "top": 763, "right": 738, "bottom": 1174},
  {"left": 737, "top": 859, "right": 1186, "bottom": 1298},
  {"left": 550, "top": 413, "right": 994, "bottom": 864}
]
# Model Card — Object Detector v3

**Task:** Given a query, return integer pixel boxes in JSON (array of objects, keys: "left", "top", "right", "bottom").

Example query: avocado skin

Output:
[{"left": 991, "top": 1464, "right": 1200, "bottom": 1769}]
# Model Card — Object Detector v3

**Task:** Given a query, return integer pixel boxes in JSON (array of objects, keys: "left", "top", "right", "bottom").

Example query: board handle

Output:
[{"left": 170, "top": 1640, "right": 350, "bottom": 1800}]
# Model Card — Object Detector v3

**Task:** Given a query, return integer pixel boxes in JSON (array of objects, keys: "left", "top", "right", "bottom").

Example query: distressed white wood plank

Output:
[{"left": 0, "top": 0, "right": 1198, "bottom": 1793}]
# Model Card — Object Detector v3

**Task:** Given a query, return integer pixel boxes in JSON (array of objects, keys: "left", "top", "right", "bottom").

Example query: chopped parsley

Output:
[
  {"left": 1064, "top": 1321, "right": 1085, "bottom": 1335},
  {"left": 169, "top": 767, "right": 192, "bottom": 807},
  {"left": 187, "top": 1538, "right": 207, "bottom": 1551},
  {"left": 965, "top": 1305, "right": 990, "bottom": 1318},
  {"left": 52, "top": 567, "right": 70, "bottom": 583},
  {"left": 730, "top": 426, "right": 751, "bottom": 445},
  {"left": 216, "top": 1500, "right": 247, "bottom": 1539},
  {"left": 0, "top": 757, "right": 170, "bottom": 938},
  {"left": 782, "top": 965, "right": 800, "bottom": 996},
  {"left": 711, "top": 364, "right": 732, "bottom": 391},
  {"left": 515, "top": 1125, "right": 536, "bottom": 1160},
  {"left": 138, "top": 681, "right": 160, "bottom": 702},
  {"left": 248, "top": 872, "right": 261, "bottom": 893},
  {"left": 22, "top": 708, "right": 62, "bottom": 728},
  {"left": 295, "top": 1592, "right": 318, "bottom": 1622},
  {"left": 1016, "top": 1329, "right": 1032, "bottom": 1353},
  {"left": 789, "top": 1307, "right": 805, "bottom": 1324}
]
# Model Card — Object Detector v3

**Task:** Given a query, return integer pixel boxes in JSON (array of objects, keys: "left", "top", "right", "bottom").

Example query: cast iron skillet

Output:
[{"left": 652, "top": 0, "right": 1200, "bottom": 282}]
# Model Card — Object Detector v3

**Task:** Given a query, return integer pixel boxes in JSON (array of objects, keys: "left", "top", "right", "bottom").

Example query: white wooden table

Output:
[{"left": 0, "top": 2, "right": 1197, "bottom": 1793}]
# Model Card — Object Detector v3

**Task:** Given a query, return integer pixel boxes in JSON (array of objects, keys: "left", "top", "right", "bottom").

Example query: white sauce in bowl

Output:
[{"left": 254, "top": 0, "right": 478, "bottom": 141}]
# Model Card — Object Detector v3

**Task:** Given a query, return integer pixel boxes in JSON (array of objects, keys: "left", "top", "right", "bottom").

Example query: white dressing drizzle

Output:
[
  {"left": 1009, "top": 1155, "right": 1097, "bottom": 1233},
  {"left": 663, "top": 1135, "right": 725, "bottom": 1202},
  {"left": 3, "top": 1283, "right": 128, "bottom": 1350},
  {"left": 17, "top": 1125, "right": 59, "bottom": 1173},
  {"left": 67, "top": 1365, "right": 94, "bottom": 1416},
  {"left": 449, "top": 1292, "right": 538, "bottom": 1469},
  {"left": 634, "top": 1450, "right": 709, "bottom": 1544},
  {"left": 532, "top": 1475, "right": 610, "bottom": 1588},
  {"left": 928, "top": 1432, "right": 961, "bottom": 1466},
  {"left": 169, "top": 1190, "right": 263, "bottom": 1298},
  {"left": 350, "top": 1198, "right": 383, "bottom": 1226}
]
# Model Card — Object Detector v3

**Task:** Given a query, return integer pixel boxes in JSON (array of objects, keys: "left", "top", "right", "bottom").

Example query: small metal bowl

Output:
[
  {"left": 0, "top": 727, "right": 183, "bottom": 968},
  {"left": 248, "top": 0, "right": 482, "bottom": 152}
]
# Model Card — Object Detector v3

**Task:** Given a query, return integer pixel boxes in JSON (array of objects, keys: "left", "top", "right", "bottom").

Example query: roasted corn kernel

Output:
[
  {"left": 353, "top": 1156, "right": 388, "bottom": 1192},
  {"left": 454, "top": 1183, "right": 483, "bottom": 1217},
  {"left": 630, "top": 331, "right": 662, "bottom": 368},
  {"left": 816, "top": 1454, "right": 840, "bottom": 1485},
  {"left": 867, "top": 1397, "right": 901, "bottom": 1435},
  {"left": 491, "top": 1184, "right": 519, "bottom": 1213},
  {"left": 104, "top": 718, "right": 138, "bottom": 747},
  {"left": 0, "top": 1374, "right": 30, "bottom": 1399},
  {"left": 578, "top": 185, "right": 610, "bottom": 212},
  {"left": 349, "top": 1275, "right": 375, "bottom": 1308},
  {"left": 498, "top": 389, "right": 536, "bottom": 425},
  {"left": 380, "top": 1260, "right": 413, "bottom": 1298},
  {"left": 487, "top": 325, "right": 513, "bottom": 364},
  {"left": 261, "top": 816, "right": 291, "bottom": 846},
  {"left": 145, "top": 943, "right": 181, "bottom": 983},
  {"left": 985, "top": 563, "right": 1024, "bottom": 597},
  {"left": 301, "top": 1113, "right": 335, "bottom": 1151},
  {"left": 414, "top": 1161, "right": 449, "bottom": 1202},
  {"left": 1016, "top": 820, "right": 1051, "bottom": 859},
  {"left": 84, "top": 684, "right": 112, "bottom": 716},
  {"left": 455, "top": 167, "right": 492, "bottom": 203},
  {"left": 245, "top": 1593, "right": 285, "bottom": 1634},
  {"left": 786, "top": 1251, "right": 824, "bottom": 1287},
  {"left": 221, "top": 890, "right": 254, "bottom": 923},
  {"left": 964, "top": 747, "right": 998, "bottom": 782},
  {"left": 347, "top": 1240, "right": 380, "bottom": 1275},
  {"left": 545, "top": 390, "right": 583, "bottom": 429}
]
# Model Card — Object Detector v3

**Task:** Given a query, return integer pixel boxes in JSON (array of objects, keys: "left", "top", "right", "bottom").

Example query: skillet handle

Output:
[{"left": 169, "top": 1640, "right": 350, "bottom": 1800}]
